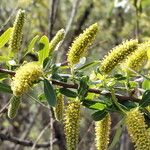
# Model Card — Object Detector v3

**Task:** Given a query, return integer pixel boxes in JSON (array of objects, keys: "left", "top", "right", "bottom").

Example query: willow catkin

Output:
[
  {"left": 64, "top": 100, "right": 80, "bottom": 150},
  {"left": 123, "top": 42, "right": 150, "bottom": 73},
  {"left": 8, "top": 96, "right": 21, "bottom": 119},
  {"left": 100, "top": 39, "right": 138, "bottom": 74},
  {"left": 54, "top": 94, "right": 64, "bottom": 121},
  {"left": 11, "top": 62, "right": 43, "bottom": 96},
  {"left": 9, "top": 9, "right": 25, "bottom": 53},
  {"left": 125, "top": 108, "right": 150, "bottom": 150},
  {"left": 95, "top": 114, "right": 111, "bottom": 150},
  {"left": 67, "top": 23, "right": 98, "bottom": 66},
  {"left": 49, "top": 29, "right": 65, "bottom": 54}
]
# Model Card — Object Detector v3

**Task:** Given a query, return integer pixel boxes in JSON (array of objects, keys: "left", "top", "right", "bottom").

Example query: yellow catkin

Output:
[
  {"left": 67, "top": 23, "right": 98, "bottom": 66},
  {"left": 54, "top": 94, "right": 64, "bottom": 121},
  {"left": 100, "top": 39, "right": 138, "bottom": 74},
  {"left": 125, "top": 108, "right": 150, "bottom": 150},
  {"left": 9, "top": 9, "right": 25, "bottom": 53},
  {"left": 64, "top": 101, "right": 80, "bottom": 150},
  {"left": 49, "top": 29, "right": 65, "bottom": 54},
  {"left": 11, "top": 62, "right": 43, "bottom": 96},
  {"left": 95, "top": 114, "right": 111, "bottom": 150},
  {"left": 124, "top": 42, "right": 150, "bottom": 73},
  {"left": 8, "top": 96, "right": 21, "bottom": 119}
]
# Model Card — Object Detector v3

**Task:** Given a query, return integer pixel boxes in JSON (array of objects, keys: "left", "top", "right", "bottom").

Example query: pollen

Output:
[
  {"left": 64, "top": 100, "right": 80, "bottom": 150},
  {"left": 11, "top": 62, "right": 43, "bottom": 96},
  {"left": 125, "top": 108, "right": 150, "bottom": 150},
  {"left": 100, "top": 39, "right": 138, "bottom": 74},
  {"left": 9, "top": 9, "right": 25, "bottom": 53},
  {"left": 67, "top": 23, "right": 98, "bottom": 66},
  {"left": 95, "top": 114, "right": 111, "bottom": 150}
]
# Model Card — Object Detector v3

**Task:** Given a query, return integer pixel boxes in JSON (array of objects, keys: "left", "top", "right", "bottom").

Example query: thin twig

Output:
[
  {"left": 0, "top": 133, "right": 57, "bottom": 148},
  {"left": 49, "top": 0, "right": 55, "bottom": 39},
  {"left": 31, "top": 123, "right": 51, "bottom": 150},
  {"left": 77, "top": 121, "right": 94, "bottom": 149},
  {"left": 0, "top": 68, "right": 15, "bottom": 76},
  {"left": 0, "top": 7, "right": 17, "bottom": 33},
  {"left": 26, "top": 93, "right": 51, "bottom": 110},
  {"left": 0, "top": 68, "right": 140, "bottom": 102},
  {"left": 49, "top": 107, "right": 54, "bottom": 150},
  {"left": 64, "top": 0, "right": 80, "bottom": 37},
  {"left": 14, "top": 107, "right": 40, "bottom": 150},
  {"left": 0, "top": 102, "right": 10, "bottom": 115},
  {"left": 60, "top": 0, "right": 80, "bottom": 48}
]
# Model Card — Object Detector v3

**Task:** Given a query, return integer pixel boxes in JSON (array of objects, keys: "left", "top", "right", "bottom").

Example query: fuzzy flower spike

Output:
[
  {"left": 123, "top": 41, "right": 150, "bottom": 73},
  {"left": 49, "top": 29, "right": 65, "bottom": 54},
  {"left": 9, "top": 9, "right": 25, "bottom": 54},
  {"left": 54, "top": 94, "right": 64, "bottom": 121},
  {"left": 67, "top": 23, "right": 98, "bottom": 66},
  {"left": 100, "top": 39, "right": 138, "bottom": 74},
  {"left": 95, "top": 114, "right": 111, "bottom": 150},
  {"left": 11, "top": 62, "right": 43, "bottom": 96},
  {"left": 125, "top": 108, "right": 150, "bottom": 150},
  {"left": 64, "top": 100, "right": 81, "bottom": 150}
]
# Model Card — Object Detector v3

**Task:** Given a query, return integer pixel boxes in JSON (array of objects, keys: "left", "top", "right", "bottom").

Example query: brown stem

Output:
[{"left": 0, "top": 68, "right": 140, "bottom": 102}]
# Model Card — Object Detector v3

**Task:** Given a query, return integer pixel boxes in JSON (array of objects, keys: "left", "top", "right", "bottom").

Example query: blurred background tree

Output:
[{"left": 0, "top": 0, "right": 150, "bottom": 149}]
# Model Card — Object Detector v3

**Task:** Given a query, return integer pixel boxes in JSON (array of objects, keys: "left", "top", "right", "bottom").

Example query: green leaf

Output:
[
  {"left": 27, "top": 35, "right": 40, "bottom": 52},
  {"left": 89, "top": 103, "right": 106, "bottom": 110},
  {"left": 82, "top": 99, "right": 99, "bottom": 107},
  {"left": 142, "top": 79, "right": 150, "bottom": 90},
  {"left": 38, "top": 35, "right": 49, "bottom": 65},
  {"left": 38, "top": 93, "right": 46, "bottom": 102},
  {"left": 0, "top": 82, "right": 12, "bottom": 93},
  {"left": 43, "top": 78, "right": 56, "bottom": 106},
  {"left": 139, "top": 90, "right": 150, "bottom": 107},
  {"left": 121, "top": 101, "right": 137, "bottom": 110},
  {"left": 59, "top": 88, "right": 77, "bottom": 98},
  {"left": 108, "top": 119, "right": 124, "bottom": 149},
  {"left": 0, "top": 73, "right": 8, "bottom": 81},
  {"left": 0, "top": 56, "right": 10, "bottom": 62},
  {"left": 43, "top": 57, "right": 52, "bottom": 71},
  {"left": 114, "top": 74, "right": 126, "bottom": 80},
  {"left": 92, "top": 110, "right": 107, "bottom": 121},
  {"left": 78, "top": 61, "right": 100, "bottom": 70},
  {"left": 0, "top": 28, "right": 12, "bottom": 49},
  {"left": 82, "top": 99, "right": 106, "bottom": 110},
  {"left": 77, "top": 76, "right": 89, "bottom": 100}
]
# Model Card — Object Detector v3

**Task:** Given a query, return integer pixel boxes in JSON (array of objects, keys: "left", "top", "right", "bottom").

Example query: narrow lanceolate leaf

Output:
[
  {"left": 78, "top": 61, "right": 100, "bottom": 70},
  {"left": 0, "top": 28, "right": 12, "bottom": 49},
  {"left": 43, "top": 78, "right": 56, "bottom": 106},
  {"left": 38, "top": 35, "right": 49, "bottom": 65},
  {"left": 27, "top": 35, "right": 39, "bottom": 52},
  {"left": 108, "top": 119, "right": 124, "bottom": 149},
  {"left": 92, "top": 109, "right": 107, "bottom": 121},
  {"left": 0, "top": 82, "right": 12, "bottom": 93},
  {"left": 139, "top": 90, "right": 150, "bottom": 107},
  {"left": 59, "top": 88, "right": 77, "bottom": 98},
  {"left": 142, "top": 79, "right": 150, "bottom": 90}
]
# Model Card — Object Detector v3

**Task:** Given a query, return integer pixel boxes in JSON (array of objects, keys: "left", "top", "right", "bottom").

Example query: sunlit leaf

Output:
[
  {"left": 0, "top": 28, "right": 12, "bottom": 49},
  {"left": 27, "top": 35, "right": 40, "bottom": 52},
  {"left": 142, "top": 79, "right": 150, "bottom": 90},
  {"left": 38, "top": 35, "right": 49, "bottom": 65}
]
